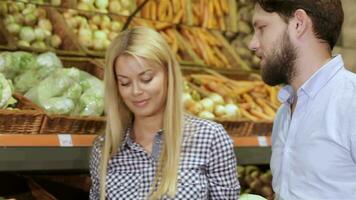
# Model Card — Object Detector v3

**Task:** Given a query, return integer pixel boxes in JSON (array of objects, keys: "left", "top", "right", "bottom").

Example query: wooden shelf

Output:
[
  {"left": 0, "top": 134, "right": 96, "bottom": 147},
  {"left": 0, "top": 134, "right": 270, "bottom": 147},
  {"left": 0, "top": 134, "right": 271, "bottom": 171}
]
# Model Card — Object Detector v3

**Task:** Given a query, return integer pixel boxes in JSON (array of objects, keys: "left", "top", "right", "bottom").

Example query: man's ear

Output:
[{"left": 292, "top": 9, "right": 311, "bottom": 38}]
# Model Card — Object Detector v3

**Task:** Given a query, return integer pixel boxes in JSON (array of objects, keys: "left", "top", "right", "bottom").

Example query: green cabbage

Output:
[
  {"left": 25, "top": 68, "right": 80, "bottom": 106},
  {"left": 0, "top": 73, "right": 15, "bottom": 109},
  {"left": 0, "top": 51, "right": 37, "bottom": 79},
  {"left": 239, "top": 194, "right": 267, "bottom": 200},
  {"left": 42, "top": 97, "right": 75, "bottom": 115}
]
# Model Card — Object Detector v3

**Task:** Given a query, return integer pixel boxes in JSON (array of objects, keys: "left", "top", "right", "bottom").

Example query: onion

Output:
[
  {"left": 24, "top": 13, "right": 37, "bottom": 26},
  {"left": 80, "top": 0, "right": 95, "bottom": 4},
  {"left": 120, "top": 9, "right": 130, "bottom": 16},
  {"left": 209, "top": 93, "right": 224, "bottom": 105},
  {"left": 18, "top": 40, "right": 30, "bottom": 47},
  {"left": 32, "top": 40, "right": 47, "bottom": 50},
  {"left": 224, "top": 103, "right": 240, "bottom": 119},
  {"left": 38, "top": 18, "right": 52, "bottom": 32},
  {"left": 200, "top": 98, "right": 214, "bottom": 112},
  {"left": 108, "top": 31, "right": 118, "bottom": 40},
  {"left": 4, "top": 15, "right": 15, "bottom": 25},
  {"left": 93, "top": 39, "right": 105, "bottom": 51},
  {"left": 182, "top": 93, "right": 193, "bottom": 107},
  {"left": 34, "top": 27, "right": 46, "bottom": 41},
  {"left": 188, "top": 102, "right": 203, "bottom": 115},
  {"left": 120, "top": 0, "right": 131, "bottom": 8},
  {"left": 110, "top": 21, "right": 122, "bottom": 32},
  {"left": 198, "top": 111, "right": 215, "bottom": 120},
  {"left": 95, "top": 0, "right": 109, "bottom": 10},
  {"left": 19, "top": 26, "right": 36, "bottom": 42},
  {"left": 50, "top": 35, "right": 61, "bottom": 48},
  {"left": 214, "top": 105, "right": 226, "bottom": 117},
  {"left": 109, "top": 0, "right": 121, "bottom": 14},
  {"left": 103, "top": 39, "right": 110, "bottom": 49},
  {"left": 16, "top": 2, "right": 26, "bottom": 11},
  {"left": 89, "top": 24, "right": 99, "bottom": 30},
  {"left": 93, "top": 30, "right": 107, "bottom": 40},
  {"left": 6, "top": 23, "right": 21, "bottom": 35},
  {"left": 51, "top": 0, "right": 61, "bottom": 6},
  {"left": 77, "top": 2, "right": 91, "bottom": 11},
  {"left": 13, "top": 13, "right": 24, "bottom": 24},
  {"left": 90, "top": 15, "right": 101, "bottom": 26},
  {"left": 99, "top": 15, "right": 111, "bottom": 29},
  {"left": 0, "top": 3, "right": 8, "bottom": 16},
  {"left": 35, "top": 7, "right": 47, "bottom": 18},
  {"left": 8, "top": 3, "right": 20, "bottom": 14}
]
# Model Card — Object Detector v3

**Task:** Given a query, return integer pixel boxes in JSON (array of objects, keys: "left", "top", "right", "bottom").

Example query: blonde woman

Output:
[{"left": 89, "top": 26, "right": 240, "bottom": 200}]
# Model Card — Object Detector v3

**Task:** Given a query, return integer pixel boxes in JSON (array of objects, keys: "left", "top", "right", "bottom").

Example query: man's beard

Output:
[{"left": 261, "top": 32, "right": 297, "bottom": 86}]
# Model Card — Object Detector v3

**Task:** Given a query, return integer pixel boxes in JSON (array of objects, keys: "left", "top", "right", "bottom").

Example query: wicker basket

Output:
[
  {"left": 57, "top": 8, "right": 128, "bottom": 58},
  {"left": 219, "top": 120, "right": 273, "bottom": 136},
  {"left": 0, "top": 17, "right": 16, "bottom": 50},
  {"left": 0, "top": 2, "right": 85, "bottom": 56},
  {"left": 0, "top": 93, "right": 44, "bottom": 134},
  {"left": 39, "top": 57, "right": 105, "bottom": 135}
]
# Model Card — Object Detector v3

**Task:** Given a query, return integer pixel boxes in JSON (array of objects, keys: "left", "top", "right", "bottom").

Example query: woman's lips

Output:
[{"left": 132, "top": 99, "right": 149, "bottom": 107}]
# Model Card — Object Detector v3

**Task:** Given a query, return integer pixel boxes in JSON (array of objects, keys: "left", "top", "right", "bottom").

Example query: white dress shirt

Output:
[{"left": 271, "top": 55, "right": 356, "bottom": 200}]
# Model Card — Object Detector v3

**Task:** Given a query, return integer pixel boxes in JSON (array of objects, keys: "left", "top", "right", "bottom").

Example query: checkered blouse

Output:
[{"left": 89, "top": 115, "right": 240, "bottom": 199}]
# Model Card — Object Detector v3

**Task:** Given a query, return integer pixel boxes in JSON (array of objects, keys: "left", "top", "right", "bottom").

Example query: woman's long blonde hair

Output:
[{"left": 100, "top": 26, "right": 184, "bottom": 200}]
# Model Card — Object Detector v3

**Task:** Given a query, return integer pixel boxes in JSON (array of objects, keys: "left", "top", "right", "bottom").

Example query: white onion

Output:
[
  {"left": 198, "top": 111, "right": 215, "bottom": 120},
  {"left": 200, "top": 98, "right": 214, "bottom": 112},
  {"left": 209, "top": 93, "right": 224, "bottom": 105},
  {"left": 214, "top": 105, "right": 226, "bottom": 117}
]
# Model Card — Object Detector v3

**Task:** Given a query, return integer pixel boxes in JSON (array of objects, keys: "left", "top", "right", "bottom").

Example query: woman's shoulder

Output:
[{"left": 183, "top": 114, "right": 227, "bottom": 138}]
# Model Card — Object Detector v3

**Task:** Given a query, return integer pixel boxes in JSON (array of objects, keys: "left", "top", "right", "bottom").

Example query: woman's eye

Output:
[
  {"left": 142, "top": 77, "right": 153, "bottom": 83},
  {"left": 119, "top": 82, "right": 130, "bottom": 86}
]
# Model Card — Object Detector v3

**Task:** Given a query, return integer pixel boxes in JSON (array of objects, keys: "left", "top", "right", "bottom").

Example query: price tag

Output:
[
  {"left": 257, "top": 136, "right": 268, "bottom": 147},
  {"left": 58, "top": 134, "right": 73, "bottom": 147}
]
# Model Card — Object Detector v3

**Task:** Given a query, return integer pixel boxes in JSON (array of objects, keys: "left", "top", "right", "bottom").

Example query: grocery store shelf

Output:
[
  {"left": 0, "top": 134, "right": 96, "bottom": 147},
  {"left": 0, "top": 134, "right": 270, "bottom": 147},
  {"left": 0, "top": 146, "right": 270, "bottom": 171},
  {"left": 0, "top": 134, "right": 271, "bottom": 171},
  {"left": 0, "top": 147, "right": 90, "bottom": 172}
]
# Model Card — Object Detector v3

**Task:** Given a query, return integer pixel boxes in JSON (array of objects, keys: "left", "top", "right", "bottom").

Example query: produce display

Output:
[
  {"left": 226, "top": 0, "right": 260, "bottom": 69},
  {"left": 18, "top": 0, "right": 62, "bottom": 6},
  {"left": 75, "top": 0, "right": 136, "bottom": 16},
  {"left": 238, "top": 165, "right": 274, "bottom": 200},
  {"left": 0, "top": 73, "right": 17, "bottom": 109},
  {"left": 179, "top": 27, "right": 250, "bottom": 70},
  {"left": 191, "top": 0, "right": 231, "bottom": 31},
  {"left": 0, "top": 51, "right": 104, "bottom": 116},
  {"left": 0, "top": 2, "right": 62, "bottom": 50},
  {"left": 138, "top": 0, "right": 187, "bottom": 24},
  {"left": 130, "top": 18, "right": 199, "bottom": 64},
  {"left": 183, "top": 71, "right": 279, "bottom": 122},
  {"left": 63, "top": 9, "right": 125, "bottom": 52}
]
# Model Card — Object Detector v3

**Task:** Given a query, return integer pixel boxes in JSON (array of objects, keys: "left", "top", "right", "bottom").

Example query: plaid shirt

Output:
[{"left": 89, "top": 115, "right": 240, "bottom": 200}]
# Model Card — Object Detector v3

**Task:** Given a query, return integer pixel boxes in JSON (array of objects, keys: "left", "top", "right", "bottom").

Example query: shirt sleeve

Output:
[
  {"left": 206, "top": 124, "right": 240, "bottom": 199},
  {"left": 89, "top": 136, "right": 103, "bottom": 200}
]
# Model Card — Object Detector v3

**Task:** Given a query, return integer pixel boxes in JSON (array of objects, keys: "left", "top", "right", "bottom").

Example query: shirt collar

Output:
[
  {"left": 122, "top": 127, "right": 164, "bottom": 149},
  {"left": 278, "top": 54, "right": 344, "bottom": 104}
]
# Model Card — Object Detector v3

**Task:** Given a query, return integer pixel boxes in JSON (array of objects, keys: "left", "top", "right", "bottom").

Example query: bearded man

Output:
[{"left": 249, "top": 1, "right": 356, "bottom": 200}]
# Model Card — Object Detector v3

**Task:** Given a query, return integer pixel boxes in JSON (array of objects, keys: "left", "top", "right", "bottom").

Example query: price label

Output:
[
  {"left": 257, "top": 136, "right": 268, "bottom": 147},
  {"left": 58, "top": 134, "right": 73, "bottom": 147}
]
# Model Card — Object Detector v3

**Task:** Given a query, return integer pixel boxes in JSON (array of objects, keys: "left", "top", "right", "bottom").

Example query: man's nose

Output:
[{"left": 248, "top": 34, "right": 259, "bottom": 51}]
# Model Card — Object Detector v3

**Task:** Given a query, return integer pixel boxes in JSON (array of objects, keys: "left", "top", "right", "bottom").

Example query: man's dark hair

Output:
[{"left": 255, "top": 0, "right": 344, "bottom": 50}]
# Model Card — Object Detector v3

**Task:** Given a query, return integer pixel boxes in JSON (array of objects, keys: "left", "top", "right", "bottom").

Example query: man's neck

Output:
[{"left": 290, "top": 46, "right": 332, "bottom": 92}]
